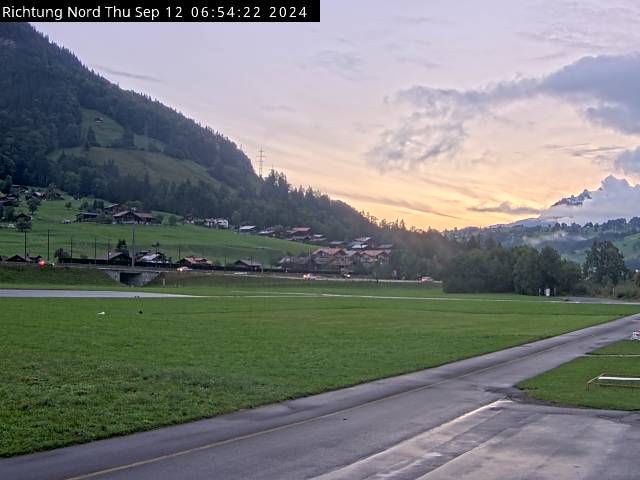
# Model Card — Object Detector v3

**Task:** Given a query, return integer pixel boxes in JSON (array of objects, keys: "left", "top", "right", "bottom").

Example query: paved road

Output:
[
  {"left": 2, "top": 314, "right": 640, "bottom": 480},
  {"left": 0, "top": 289, "right": 197, "bottom": 298}
]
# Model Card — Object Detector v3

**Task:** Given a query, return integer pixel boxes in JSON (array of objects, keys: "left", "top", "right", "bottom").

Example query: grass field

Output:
[
  {"left": 0, "top": 197, "right": 311, "bottom": 266},
  {"left": 519, "top": 340, "right": 640, "bottom": 411},
  {"left": 0, "top": 264, "right": 118, "bottom": 289},
  {"left": 1, "top": 287, "right": 638, "bottom": 457}
]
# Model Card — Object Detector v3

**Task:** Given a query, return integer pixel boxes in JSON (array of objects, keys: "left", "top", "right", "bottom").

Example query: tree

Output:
[
  {"left": 583, "top": 240, "right": 628, "bottom": 285},
  {"left": 1, "top": 175, "right": 12, "bottom": 194},
  {"left": 86, "top": 126, "right": 98, "bottom": 147},
  {"left": 558, "top": 259, "right": 582, "bottom": 294},
  {"left": 3, "top": 206, "right": 15, "bottom": 221},
  {"left": 116, "top": 239, "right": 128, "bottom": 255},
  {"left": 27, "top": 197, "right": 41, "bottom": 215},
  {"left": 54, "top": 248, "right": 70, "bottom": 261},
  {"left": 16, "top": 217, "right": 31, "bottom": 232},
  {"left": 512, "top": 247, "right": 543, "bottom": 295},
  {"left": 539, "top": 246, "right": 562, "bottom": 289},
  {"left": 167, "top": 214, "right": 177, "bottom": 226}
]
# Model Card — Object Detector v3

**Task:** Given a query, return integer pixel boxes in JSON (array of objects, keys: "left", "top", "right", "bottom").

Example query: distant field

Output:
[
  {"left": 1, "top": 290, "right": 637, "bottom": 456},
  {"left": 519, "top": 340, "right": 640, "bottom": 411},
  {"left": 0, "top": 197, "right": 311, "bottom": 266}
]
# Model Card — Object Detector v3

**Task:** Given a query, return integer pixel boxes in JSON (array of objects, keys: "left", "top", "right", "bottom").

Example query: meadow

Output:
[
  {"left": 0, "top": 195, "right": 311, "bottom": 266},
  {"left": 519, "top": 339, "right": 640, "bottom": 411},
  {"left": 1, "top": 282, "right": 638, "bottom": 456}
]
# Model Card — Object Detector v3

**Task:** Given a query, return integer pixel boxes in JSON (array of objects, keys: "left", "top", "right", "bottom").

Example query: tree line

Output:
[{"left": 443, "top": 240, "right": 628, "bottom": 295}]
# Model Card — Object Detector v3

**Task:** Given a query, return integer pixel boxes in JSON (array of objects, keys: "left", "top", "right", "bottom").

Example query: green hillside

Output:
[
  {"left": 0, "top": 196, "right": 311, "bottom": 267},
  {"left": 0, "top": 23, "right": 377, "bottom": 241}
]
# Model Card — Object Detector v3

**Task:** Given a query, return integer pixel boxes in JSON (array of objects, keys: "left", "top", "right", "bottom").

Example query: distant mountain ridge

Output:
[{"left": 551, "top": 189, "right": 592, "bottom": 208}]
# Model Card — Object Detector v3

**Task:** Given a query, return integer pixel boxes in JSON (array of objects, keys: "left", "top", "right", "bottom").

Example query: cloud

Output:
[
  {"left": 94, "top": 64, "right": 161, "bottom": 83},
  {"left": 307, "top": 50, "right": 364, "bottom": 80},
  {"left": 614, "top": 147, "right": 640, "bottom": 174},
  {"left": 469, "top": 202, "right": 541, "bottom": 216},
  {"left": 262, "top": 104, "right": 296, "bottom": 114},
  {"left": 539, "top": 175, "right": 640, "bottom": 224},
  {"left": 330, "top": 190, "right": 460, "bottom": 219},
  {"left": 369, "top": 54, "right": 640, "bottom": 171},
  {"left": 395, "top": 56, "right": 440, "bottom": 70},
  {"left": 394, "top": 15, "right": 441, "bottom": 26}
]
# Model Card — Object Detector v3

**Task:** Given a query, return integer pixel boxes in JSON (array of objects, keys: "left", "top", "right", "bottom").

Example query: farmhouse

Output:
[
  {"left": 97, "top": 251, "right": 131, "bottom": 265},
  {"left": 136, "top": 252, "right": 169, "bottom": 264},
  {"left": 204, "top": 218, "right": 229, "bottom": 229},
  {"left": 179, "top": 256, "right": 212, "bottom": 267},
  {"left": 112, "top": 210, "right": 159, "bottom": 225},
  {"left": 76, "top": 212, "right": 100, "bottom": 222},
  {"left": 360, "top": 250, "right": 390, "bottom": 264},
  {"left": 239, "top": 225, "right": 257, "bottom": 234},
  {"left": 14, "top": 213, "right": 32, "bottom": 222},
  {"left": 232, "top": 259, "right": 263, "bottom": 271}
]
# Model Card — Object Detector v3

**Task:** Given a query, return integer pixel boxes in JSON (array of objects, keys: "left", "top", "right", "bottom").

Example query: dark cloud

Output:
[
  {"left": 614, "top": 147, "right": 640, "bottom": 174},
  {"left": 94, "top": 64, "right": 161, "bottom": 83},
  {"left": 469, "top": 202, "right": 541, "bottom": 216},
  {"left": 369, "top": 54, "right": 640, "bottom": 171}
]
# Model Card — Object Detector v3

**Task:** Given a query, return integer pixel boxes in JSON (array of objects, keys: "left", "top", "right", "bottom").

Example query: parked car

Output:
[{"left": 176, "top": 266, "right": 191, "bottom": 272}]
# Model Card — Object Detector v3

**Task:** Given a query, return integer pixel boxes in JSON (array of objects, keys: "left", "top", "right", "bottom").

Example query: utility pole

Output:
[
  {"left": 94, "top": 237, "right": 97, "bottom": 265},
  {"left": 257, "top": 148, "right": 266, "bottom": 178},
  {"left": 131, "top": 225, "right": 136, "bottom": 267},
  {"left": 70, "top": 236, "right": 73, "bottom": 263},
  {"left": 47, "top": 229, "right": 50, "bottom": 262},
  {"left": 23, "top": 231, "right": 27, "bottom": 258}
]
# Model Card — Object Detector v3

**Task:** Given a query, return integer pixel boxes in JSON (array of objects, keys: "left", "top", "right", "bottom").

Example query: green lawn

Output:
[
  {"left": 0, "top": 196, "right": 311, "bottom": 266},
  {"left": 1, "top": 291, "right": 638, "bottom": 456},
  {"left": 519, "top": 340, "right": 640, "bottom": 411}
]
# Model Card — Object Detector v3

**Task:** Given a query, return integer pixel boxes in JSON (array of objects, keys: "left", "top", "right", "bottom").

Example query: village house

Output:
[
  {"left": 204, "top": 218, "right": 229, "bottom": 229},
  {"left": 238, "top": 225, "right": 257, "bottom": 235},
  {"left": 359, "top": 250, "right": 390, "bottom": 264},
  {"left": 311, "top": 247, "right": 346, "bottom": 265},
  {"left": 112, "top": 210, "right": 159, "bottom": 225},
  {"left": 0, "top": 193, "right": 19, "bottom": 207},
  {"left": 104, "top": 203, "right": 125, "bottom": 214},
  {"left": 14, "top": 213, "right": 32, "bottom": 222},
  {"left": 97, "top": 251, "right": 131, "bottom": 266},
  {"left": 278, "top": 255, "right": 320, "bottom": 271},
  {"left": 178, "top": 256, "right": 212, "bottom": 268},
  {"left": 287, "top": 227, "right": 313, "bottom": 241},
  {"left": 232, "top": 259, "right": 263, "bottom": 271},
  {"left": 136, "top": 251, "right": 169, "bottom": 265},
  {"left": 2, "top": 254, "right": 42, "bottom": 263},
  {"left": 76, "top": 212, "right": 100, "bottom": 223}
]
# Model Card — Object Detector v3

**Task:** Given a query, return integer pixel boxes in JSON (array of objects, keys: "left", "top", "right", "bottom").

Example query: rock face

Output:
[
  {"left": 551, "top": 189, "right": 592, "bottom": 208},
  {"left": 541, "top": 176, "right": 640, "bottom": 225}
]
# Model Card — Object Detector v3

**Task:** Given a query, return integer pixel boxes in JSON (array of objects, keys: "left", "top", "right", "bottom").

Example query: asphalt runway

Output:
[{"left": 2, "top": 312, "right": 639, "bottom": 480}]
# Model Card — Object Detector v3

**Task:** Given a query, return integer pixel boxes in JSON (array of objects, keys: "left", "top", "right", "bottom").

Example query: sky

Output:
[{"left": 33, "top": 0, "right": 640, "bottom": 230}]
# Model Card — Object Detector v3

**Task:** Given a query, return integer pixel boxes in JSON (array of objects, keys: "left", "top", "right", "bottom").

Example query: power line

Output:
[{"left": 257, "top": 148, "right": 266, "bottom": 178}]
